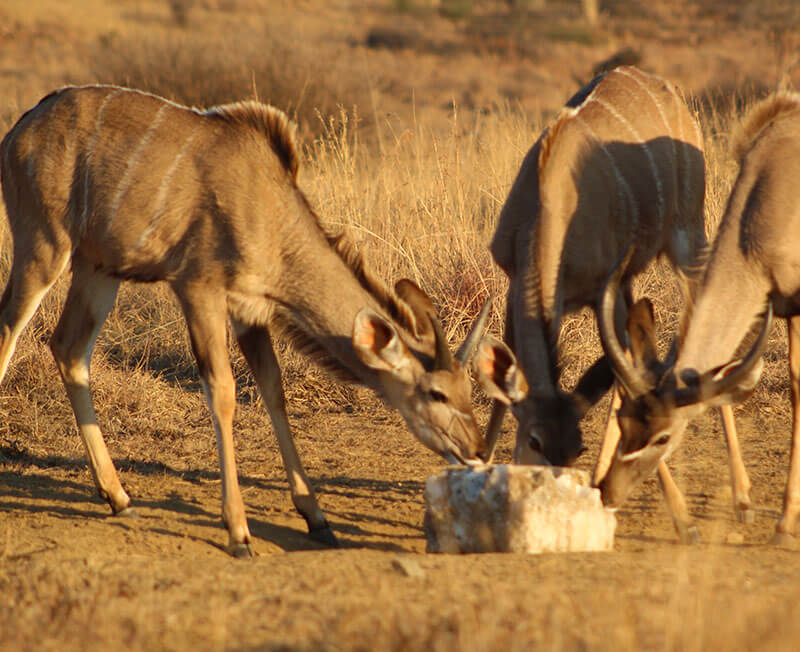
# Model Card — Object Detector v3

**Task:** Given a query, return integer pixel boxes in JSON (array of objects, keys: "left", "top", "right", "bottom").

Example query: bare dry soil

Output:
[
  {"left": 3, "top": 398, "right": 800, "bottom": 650},
  {"left": 3, "top": 1, "right": 800, "bottom": 650}
]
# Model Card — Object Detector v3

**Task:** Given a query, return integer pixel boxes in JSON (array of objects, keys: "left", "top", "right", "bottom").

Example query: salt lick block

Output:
[{"left": 424, "top": 465, "right": 616, "bottom": 554}]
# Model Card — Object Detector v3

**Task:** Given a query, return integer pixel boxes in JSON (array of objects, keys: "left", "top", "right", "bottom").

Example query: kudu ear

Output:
[
  {"left": 395, "top": 278, "right": 459, "bottom": 371},
  {"left": 394, "top": 279, "right": 435, "bottom": 349},
  {"left": 571, "top": 355, "right": 616, "bottom": 417},
  {"left": 704, "top": 357, "right": 765, "bottom": 406},
  {"left": 627, "top": 298, "right": 658, "bottom": 366},
  {"left": 626, "top": 297, "right": 671, "bottom": 387},
  {"left": 473, "top": 335, "right": 529, "bottom": 405},
  {"left": 671, "top": 302, "right": 772, "bottom": 409},
  {"left": 353, "top": 309, "right": 414, "bottom": 379}
]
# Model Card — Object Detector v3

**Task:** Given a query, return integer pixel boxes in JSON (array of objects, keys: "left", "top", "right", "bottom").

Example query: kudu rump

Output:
[
  {"left": 473, "top": 66, "right": 742, "bottom": 542},
  {"left": 599, "top": 93, "right": 800, "bottom": 545},
  {"left": 0, "top": 85, "right": 496, "bottom": 557}
]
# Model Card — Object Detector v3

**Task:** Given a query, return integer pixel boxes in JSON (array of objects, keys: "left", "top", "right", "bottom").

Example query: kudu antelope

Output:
[
  {"left": 473, "top": 66, "right": 745, "bottom": 542},
  {"left": 599, "top": 93, "right": 800, "bottom": 545},
  {"left": 0, "top": 85, "right": 494, "bottom": 557}
]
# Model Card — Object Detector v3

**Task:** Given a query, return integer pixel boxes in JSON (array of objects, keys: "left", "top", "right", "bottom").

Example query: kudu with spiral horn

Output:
[
  {"left": 600, "top": 92, "right": 800, "bottom": 545},
  {"left": 598, "top": 243, "right": 772, "bottom": 536}
]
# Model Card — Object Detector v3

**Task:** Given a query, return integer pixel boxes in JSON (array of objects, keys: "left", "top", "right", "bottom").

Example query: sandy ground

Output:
[
  {"left": 3, "top": 397, "right": 800, "bottom": 650},
  {"left": 3, "top": 1, "right": 800, "bottom": 650}
]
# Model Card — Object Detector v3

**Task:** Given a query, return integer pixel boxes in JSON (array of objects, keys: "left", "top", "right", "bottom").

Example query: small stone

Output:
[
  {"left": 424, "top": 465, "right": 616, "bottom": 554},
  {"left": 726, "top": 532, "right": 745, "bottom": 545},
  {"left": 391, "top": 556, "right": 426, "bottom": 578}
]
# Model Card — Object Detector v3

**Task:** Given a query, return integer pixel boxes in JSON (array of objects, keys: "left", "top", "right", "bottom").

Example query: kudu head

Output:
[
  {"left": 472, "top": 334, "right": 614, "bottom": 466},
  {"left": 352, "top": 280, "right": 492, "bottom": 465},
  {"left": 597, "top": 246, "right": 772, "bottom": 508}
]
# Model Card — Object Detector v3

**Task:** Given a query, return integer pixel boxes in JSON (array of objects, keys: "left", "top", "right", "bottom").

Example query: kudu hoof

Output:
[
  {"left": 113, "top": 506, "right": 140, "bottom": 519},
  {"left": 736, "top": 506, "right": 756, "bottom": 525},
  {"left": 770, "top": 531, "right": 798, "bottom": 549},
  {"left": 309, "top": 524, "right": 340, "bottom": 548},
  {"left": 227, "top": 541, "right": 256, "bottom": 559},
  {"left": 676, "top": 524, "right": 701, "bottom": 545}
]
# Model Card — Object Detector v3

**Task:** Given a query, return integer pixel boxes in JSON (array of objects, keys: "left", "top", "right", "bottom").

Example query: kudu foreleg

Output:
[
  {"left": 484, "top": 401, "right": 507, "bottom": 464},
  {"left": 181, "top": 290, "right": 253, "bottom": 558},
  {"left": 717, "top": 405, "right": 754, "bottom": 523},
  {"left": 774, "top": 315, "right": 800, "bottom": 545},
  {"left": 50, "top": 264, "right": 131, "bottom": 515},
  {"left": 593, "top": 385, "right": 622, "bottom": 486},
  {"left": 656, "top": 461, "right": 699, "bottom": 544},
  {"left": 594, "top": 284, "right": 632, "bottom": 486},
  {"left": 235, "top": 323, "right": 337, "bottom": 547},
  {"left": 484, "top": 300, "right": 516, "bottom": 463}
]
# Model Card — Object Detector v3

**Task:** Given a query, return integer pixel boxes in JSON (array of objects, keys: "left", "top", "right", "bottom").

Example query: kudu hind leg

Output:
[
  {"left": 179, "top": 292, "right": 253, "bottom": 558},
  {"left": 235, "top": 323, "right": 337, "bottom": 546},
  {"left": 773, "top": 315, "right": 800, "bottom": 546},
  {"left": 49, "top": 264, "right": 131, "bottom": 514},
  {"left": 0, "top": 246, "right": 70, "bottom": 385}
]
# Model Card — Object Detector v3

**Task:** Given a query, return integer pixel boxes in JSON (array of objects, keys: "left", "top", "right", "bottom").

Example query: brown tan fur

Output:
[
  {"left": 480, "top": 67, "right": 752, "bottom": 543},
  {"left": 730, "top": 92, "right": 800, "bottom": 161},
  {"left": 0, "top": 85, "right": 490, "bottom": 557},
  {"left": 206, "top": 101, "right": 301, "bottom": 181},
  {"left": 600, "top": 93, "right": 800, "bottom": 545}
]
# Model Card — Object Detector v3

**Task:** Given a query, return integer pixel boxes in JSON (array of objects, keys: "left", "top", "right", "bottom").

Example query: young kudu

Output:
[
  {"left": 0, "top": 85, "right": 494, "bottom": 557},
  {"left": 599, "top": 93, "right": 800, "bottom": 545},
  {"left": 473, "top": 66, "right": 748, "bottom": 542}
]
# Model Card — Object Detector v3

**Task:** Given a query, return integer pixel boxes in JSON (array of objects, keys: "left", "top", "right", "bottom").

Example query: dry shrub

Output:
[
  {"left": 0, "top": 89, "right": 780, "bottom": 432},
  {"left": 305, "top": 104, "right": 540, "bottom": 343},
  {"left": 90, "top": 20, "right": 373, "bottom": 138}
]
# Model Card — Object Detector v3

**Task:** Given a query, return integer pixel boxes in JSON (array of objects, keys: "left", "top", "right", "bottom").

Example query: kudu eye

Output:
[
  {"left": 428, "top": 389, "right": 448, "bottom": 403},
  {"left": 528, "top": 433, "right": 543, "bottom": 453},
  {"left": 653, "top": 434, "right": 670, "bottom": 447}
]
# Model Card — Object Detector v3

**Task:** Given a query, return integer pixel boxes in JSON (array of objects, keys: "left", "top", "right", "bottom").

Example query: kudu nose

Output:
[{"left": 597, "top": 476, "right": 620, "bottom": 508}]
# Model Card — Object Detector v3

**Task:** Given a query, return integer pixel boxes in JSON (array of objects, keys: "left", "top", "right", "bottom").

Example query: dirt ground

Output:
[
  {"left": 3, "top": 1, "right": 800, "bottom": 650},
  {"left": 4, "top": 392, "right": 800, "bottom": 650}
]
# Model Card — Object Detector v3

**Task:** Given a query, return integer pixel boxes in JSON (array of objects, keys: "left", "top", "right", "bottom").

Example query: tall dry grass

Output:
[
  {"left": 89, "top": 13, "right": 374, "bottom": 139},
  {"left": 305, "top": 104, "right": 539, "bottom": 339},
  {"left": 0, "top": 83, "right": 772, "bottom": 429}
]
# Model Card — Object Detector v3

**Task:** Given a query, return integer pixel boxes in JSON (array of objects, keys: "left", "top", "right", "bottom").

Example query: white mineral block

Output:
[{"left": 424, "top": 465, "right": 616, "bottom": 554}]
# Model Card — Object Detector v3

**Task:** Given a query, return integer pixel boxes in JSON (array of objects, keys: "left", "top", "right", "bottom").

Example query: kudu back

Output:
[
  {"left": 0, "top": 85, "right": 493, "bottom": 557},
  {"left": 599, "top": 92, "right": 800, "bottom": 545},
  {"left": 475, "top": 66, "right": 707, "bottom": 469}
]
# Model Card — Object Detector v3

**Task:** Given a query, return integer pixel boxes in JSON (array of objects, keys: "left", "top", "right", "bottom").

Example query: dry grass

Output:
[
  {"left": 3, "top": 547, "right": 800, "bottom": 652},
  {"left": 305, "top": 104, "right": 538, "bottom": 338},
  {"left": 0, "top": 77, "right": 773, "bottom": 425},
  {"left": 90, "top": 22, "right": 374, "bottom": 139},
  {"left": 3, "top": 2, "right": 800, "bottom": 651}
]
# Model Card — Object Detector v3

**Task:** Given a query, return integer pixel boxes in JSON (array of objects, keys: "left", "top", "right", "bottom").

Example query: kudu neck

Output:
[
  {"left": 276, "top": 222, "right": 428, "bottom": 391},
  {"left": 511, "top": 279, "right": 560, "bottom": 399},
  {"left": 676, "top": 219, "right": 771, "bottom": 374}
]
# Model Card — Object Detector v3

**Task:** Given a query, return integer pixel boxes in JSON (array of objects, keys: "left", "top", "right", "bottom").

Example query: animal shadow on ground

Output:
[{"left": 0, "top": 446, "right": 425, "bottom": 552}]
